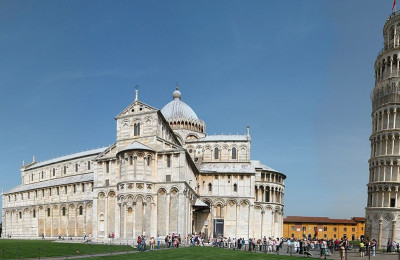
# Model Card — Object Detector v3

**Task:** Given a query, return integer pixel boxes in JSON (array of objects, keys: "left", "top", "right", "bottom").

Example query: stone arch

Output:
[
  {"left": 202, "top": 198, "right": 212, "bottom": 206},
  {"left": 226, "top": 199, "right": 237, "bottom": 206},
  {"left": 134, "top": 194, "right": 145, "bottom": 202},
  {"left": 213, "top": 198, "right": 226, "bottom": 207},
  {"left": 98, "top": 192, "right": 106, "bottom": 198},
  {"left": 157, "top": 187, "right": 167, "bottom": 195},
  {"left": 145, "top": 195, "right": 153, "bottom": 203},
  {"left": 108, "top": 190, "right": 116, "bottom": 197},
  {"left": 170, "top": 186, "right": 179, "bottom": 194}
]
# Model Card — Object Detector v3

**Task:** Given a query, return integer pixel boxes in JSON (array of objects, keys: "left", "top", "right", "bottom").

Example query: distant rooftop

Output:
[
  {"left": 199, "top": 160, "right": 281, "bottom": 174},
  {"left": 284, "top": 216, "right": 366, "bottom": 225},
  {"left": 25, "top": 147, "right": 107, "bottom": 170},
  {"left": 188, "top": 134, "right": 248, "bottom": 142},
  {"left": 118, "top": 142, "right": 154, "bottom": 154}
]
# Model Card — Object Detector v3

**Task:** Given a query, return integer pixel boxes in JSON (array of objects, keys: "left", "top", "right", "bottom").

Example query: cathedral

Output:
[{"left": 1, "top": 87, "right": 285, "bottom": 241}]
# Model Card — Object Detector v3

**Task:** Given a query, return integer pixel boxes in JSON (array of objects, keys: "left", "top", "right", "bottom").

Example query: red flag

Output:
[{"left": 393, "top": 0, "right": 397, "bottom": 11}]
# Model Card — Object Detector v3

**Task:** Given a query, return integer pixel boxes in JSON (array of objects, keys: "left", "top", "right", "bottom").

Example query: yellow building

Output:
[{"left": 283, "top": 216, "right": 365, "bottom": 241}]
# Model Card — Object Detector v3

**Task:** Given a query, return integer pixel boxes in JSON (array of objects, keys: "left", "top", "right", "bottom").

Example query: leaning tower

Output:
[{"left": 367, "top": 11, "right": 400, "bottom": 248}]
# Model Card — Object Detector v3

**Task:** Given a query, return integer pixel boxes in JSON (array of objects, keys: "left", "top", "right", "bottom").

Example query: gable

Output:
[{"left": 115, "top": 100, "right": 158, "bottom": 119}]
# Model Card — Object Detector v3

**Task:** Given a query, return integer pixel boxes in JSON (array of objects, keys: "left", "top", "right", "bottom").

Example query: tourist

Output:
[
  {"left": 320, "top": 239, "right": 327, "bottom": 259},
  {"left": 387, "top": 239, "right": 392, "bottom": 253},
  {"left": 150, "top": 237, "right": 155, "bottom": 251},
  {"left": 338, "top": 237, "right": 347, "bottom": 260},
  {"left": 287, "top": 238, "right": 291, "bottom": 253},
  {"left": 137, "top": 236, "right": 142, "bottom": 251},
  {"left": 141, "top": 235, "right": 146, "bottom": 251},
  {"left": 360, "top": 240, "right": 365, "bottom": 257},
  {"left": 157, "top": 235, "right": 161, "bottom": 249},
  {"left": 371, "top": 239, "right": 376, "bottom": 256}
]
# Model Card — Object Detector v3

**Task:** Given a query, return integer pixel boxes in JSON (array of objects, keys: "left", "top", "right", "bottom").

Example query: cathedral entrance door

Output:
[{"left": 213, "top": 219, "right": 224, "bottom": 237}]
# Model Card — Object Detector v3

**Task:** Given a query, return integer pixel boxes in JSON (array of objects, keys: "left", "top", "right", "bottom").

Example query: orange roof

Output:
[
  {"left": 284, "top": 216, "right": 364, "bottom": 225},
  {"left": 352, "top": 217, "right": 366, "bottom": 222}
]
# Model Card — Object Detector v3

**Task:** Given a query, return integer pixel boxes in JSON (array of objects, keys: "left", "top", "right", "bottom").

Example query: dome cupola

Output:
[{"left": 161, "top": 86, "right": 206, "bottom": 134}]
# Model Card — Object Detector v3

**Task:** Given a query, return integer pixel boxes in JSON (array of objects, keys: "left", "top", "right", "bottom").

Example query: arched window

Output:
[
  {"left": 33, "top": 209, "right": 36, "bottom": 218},
  {"left": 265, "top": 187, "right": 270, "bottom": 202},
  {"left": 47, "top": 208, "right": 50, "bottom": 217},
  {"left": 106, "top": 162, "right": 110, "bottom": 173},
  {"left": 88, "top": 161, "right": 91, "bottom": 170},
  {"left": 79, "top": 206, "right": 83, "bottom": 215},
  {"left": 232, "top": 147, "right": 237, "bottom": 160},
  {"left": 64, "top": 166, "right": 67, "bottom": 175},
  {"left": 62, "top": 207, "right": 66, "bottom": 216},
  {"left": 233, "top": 183, "right": 237, "bottom": 192},
  {"left": 19, "top": 212, "right": 22, "bottom": 219},
  {"left": 216, "top": 204, "right": 223, "bottom": 218},
  {"left": 214, "top": 148, "right": 219, "bottom": 160},
  {"left": 167, "top": 155, "right": 171, "bottom": 167},
  {"left": 129, "top": 156, "right": 133, "bottom": 165},
  {"left": 134, "top": 123, "right": 141, "bottom": 136},
  {"left": 75, "top": 163, "right": 78, "bottom": 172},
  {"left": 208, "top": 183, "right": 212, "bottom": 192},
  {"left": 147, "top": 156, "right": 151, "bottom": 166}
]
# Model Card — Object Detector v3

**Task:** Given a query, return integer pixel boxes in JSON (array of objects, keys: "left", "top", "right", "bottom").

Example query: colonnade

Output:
[
  {"left": 375, "top": 54, "right": 400, "bottom": 83},
  {"left": 372, "top": 106, "right": 400, "bottom": 133},
  {"left": 3, "top": 202, "right": 92, "bottom": 238},
  {"left": 369, "top": 159, "right": 400, "bottom": 182},
  {"left": 254, "top": 185, "right": 284, "bottom": 204},
  {"left": 367, "top": 184, "right": 400, "bottom": 208}
]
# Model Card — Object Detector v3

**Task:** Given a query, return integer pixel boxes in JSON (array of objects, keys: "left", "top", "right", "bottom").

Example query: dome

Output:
[{"left": 161, "top": 87, "right": 199, "bottom": 120}]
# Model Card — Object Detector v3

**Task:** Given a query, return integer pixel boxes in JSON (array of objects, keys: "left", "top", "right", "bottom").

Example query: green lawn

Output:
[
  {"left": 0, "top": 239, "right": 134, "bottom": 259},
  {"left": 83, "top": 246, "right": 304, "bottom": 260}
]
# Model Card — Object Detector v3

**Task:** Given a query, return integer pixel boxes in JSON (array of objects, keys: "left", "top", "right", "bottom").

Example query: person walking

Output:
[
  {"left": 387, "top": 239, "right": 392, "bottom": 253},
  {"left": 360, "top": 240, "right": 365, "bottom": 257},
  {"left": 371, "top": 239, "right": 376, "bottom": 256},
  {"left": 287, "top": 238, "right": 291, "bottom": 253},
  {"left": 137, "top": 236, "right": 142, "bottom": 251},
  {"left": 150, "top": 237, "right": 155, "bottom": 251},
  {"left": 338, "top": 237, "right": 346, "bottom": 260},
  {"left": 157, "top": 235, "right": 161, "bottom": 249}
]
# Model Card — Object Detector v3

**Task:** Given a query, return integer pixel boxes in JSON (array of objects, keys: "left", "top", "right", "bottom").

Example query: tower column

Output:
[
  {"left": 397, "top": 54, "right": 400, "bottom": 76},
  {"left": 391, "top": 57, "right": 394, "bottom": 77}
]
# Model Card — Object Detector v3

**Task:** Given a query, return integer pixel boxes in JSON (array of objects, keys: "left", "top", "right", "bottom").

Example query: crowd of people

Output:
[{"left": 111, "top": 232, "right": 400, "bottom": 259}]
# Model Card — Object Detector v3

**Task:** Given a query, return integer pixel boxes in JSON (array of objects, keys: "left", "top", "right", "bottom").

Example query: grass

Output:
[
  {"left": 0, "top": 239, "right": 134, "bottom": 259},
  {"left": 82, "top": 246, "right": 305, "bottom": 260}
]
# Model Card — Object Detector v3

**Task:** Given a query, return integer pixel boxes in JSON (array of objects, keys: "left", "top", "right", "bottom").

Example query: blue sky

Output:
[{"left": 0, "top": 0, "right": 393, "bottom": 219}]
